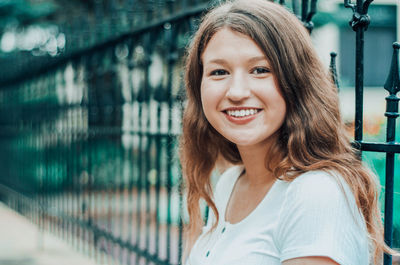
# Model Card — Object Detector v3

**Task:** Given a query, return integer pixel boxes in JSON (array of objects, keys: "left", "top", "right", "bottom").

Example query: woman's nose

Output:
[{"left": 225, "top": 73, "right": 250, "bottom": 101}]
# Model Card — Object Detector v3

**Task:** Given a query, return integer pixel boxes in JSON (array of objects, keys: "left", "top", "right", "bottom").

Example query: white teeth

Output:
[{"left": 226, "top": 109, "right": 259, "bottom": 118}]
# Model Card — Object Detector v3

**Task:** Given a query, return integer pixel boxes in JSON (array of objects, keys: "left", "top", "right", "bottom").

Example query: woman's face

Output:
[{"left": 200, "top": 28, "right": 286, "bottom": 149}]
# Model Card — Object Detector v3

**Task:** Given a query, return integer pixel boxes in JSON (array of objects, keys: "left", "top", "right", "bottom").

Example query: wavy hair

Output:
[{"left": 180, "top": 0, "right": 394, "bottom": 263}]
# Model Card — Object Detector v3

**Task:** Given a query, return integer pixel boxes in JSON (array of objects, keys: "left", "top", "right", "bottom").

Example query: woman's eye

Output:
[
  {"left": 251, "top": 67, "right": 270, "bottom": 75},
  {"left": 210, "top": 69, "right": 228, "bottom": 76}
]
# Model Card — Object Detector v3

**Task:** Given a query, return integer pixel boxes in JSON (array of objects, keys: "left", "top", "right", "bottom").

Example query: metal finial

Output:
[
  {"left": 344, "top": 0, "right": 355, "bottom": 12},
  {"left": 384, "top": 42, "right": 400, "bottom": 95},
  {"left": 362, "top": 0, "right": 373, "bottom": 14},
  {"left": 301, "top": 0, "right": 317, "bottom": 33},
  {"left": 329, "top": 52, "right": 340, "bottom": 90},
  {"left": 344, "top": 0, "right": 374, "bottom": 32}
]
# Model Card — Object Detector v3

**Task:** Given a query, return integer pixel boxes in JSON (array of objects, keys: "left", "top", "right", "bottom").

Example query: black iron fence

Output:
[
  {"left": 343, "top": 1, "right": 399, "bottom": 264},
  {"left": 0, "top": 1, "right": 398, "bottom": 265}
]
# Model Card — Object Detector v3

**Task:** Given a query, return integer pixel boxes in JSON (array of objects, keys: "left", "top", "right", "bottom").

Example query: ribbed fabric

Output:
[{"left": 186, "top": 166, "right": 369, "bottom": 265}]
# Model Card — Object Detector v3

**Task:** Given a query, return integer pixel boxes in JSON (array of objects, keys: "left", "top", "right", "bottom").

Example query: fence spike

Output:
[
  {"left": 384, "top": 42, "right": 400, "bottom": 95},
  {"left": 329, "top": 52, "right": 340, "bottom": 90}
]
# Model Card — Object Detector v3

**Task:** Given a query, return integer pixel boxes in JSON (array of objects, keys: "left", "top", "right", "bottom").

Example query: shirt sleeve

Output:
[{"left": 274, "top": 171, "right": 369, "bottom": 265}]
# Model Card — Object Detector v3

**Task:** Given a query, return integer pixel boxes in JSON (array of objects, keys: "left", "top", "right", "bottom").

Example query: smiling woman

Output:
[{"left": 179, "top": 0, "right": 397, "bottom": 265}]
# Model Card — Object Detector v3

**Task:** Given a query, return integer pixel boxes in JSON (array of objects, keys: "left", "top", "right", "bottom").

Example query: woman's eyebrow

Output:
[
  {"left": 204, "top": 56, "right": 268, "bottom": 65},
  {"left": 204, "top": 58, "right": 228, "bottom": 65},
  {"left": 247, "top": 56, "right": 268, "bottom": 63}
]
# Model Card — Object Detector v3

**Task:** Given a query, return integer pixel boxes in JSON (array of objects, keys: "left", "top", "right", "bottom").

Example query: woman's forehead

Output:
[{"left": 201, "top": 28, "right": 269, "bottom": 64}]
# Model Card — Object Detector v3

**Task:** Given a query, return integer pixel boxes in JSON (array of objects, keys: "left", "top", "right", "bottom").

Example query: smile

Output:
[{"left": 225, "top": 109, "right": 260, "bottom": 118}]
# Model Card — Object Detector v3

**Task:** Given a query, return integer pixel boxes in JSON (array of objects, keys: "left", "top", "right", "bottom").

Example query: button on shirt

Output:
[{"left": 186, "top": 166, "right": 369, "bottom": 265}]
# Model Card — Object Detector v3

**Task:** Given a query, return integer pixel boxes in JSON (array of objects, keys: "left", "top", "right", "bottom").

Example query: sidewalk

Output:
[{"left": 0, "top": 202, "right": 97, "bottom": 265}]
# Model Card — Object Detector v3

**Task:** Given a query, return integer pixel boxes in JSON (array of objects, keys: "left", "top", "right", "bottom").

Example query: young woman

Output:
[{"left": 180, "top": 0, "right": 394, "bottom": 264}]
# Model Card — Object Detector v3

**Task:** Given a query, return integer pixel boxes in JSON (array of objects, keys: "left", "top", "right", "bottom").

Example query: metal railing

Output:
[
  {"left": 0, "top": 2, "right": 209, "bottom": 264},
  {"left": 344, "top": 1, "right": 399, "bottom": 264},
  {"left": 0, "top": 0, "right": 398, "bottom": 265}
]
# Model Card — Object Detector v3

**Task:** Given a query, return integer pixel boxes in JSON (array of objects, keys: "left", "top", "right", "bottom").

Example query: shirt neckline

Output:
[{"left": 222, "top": 166, "right": 280, "bottom": 227}]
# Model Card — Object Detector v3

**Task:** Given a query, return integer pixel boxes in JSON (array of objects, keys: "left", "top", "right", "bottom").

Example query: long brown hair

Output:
[{"left": 180, "top": 0, "right": 394, "bottom": 263}]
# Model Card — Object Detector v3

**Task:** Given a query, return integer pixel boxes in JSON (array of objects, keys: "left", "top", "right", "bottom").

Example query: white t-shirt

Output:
[{"left": 186, "top": 166, "right": 370, "bottom": 265}]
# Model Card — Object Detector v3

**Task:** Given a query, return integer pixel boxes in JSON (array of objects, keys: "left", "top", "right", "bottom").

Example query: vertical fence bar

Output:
[
  {"left": 44, "top": 101, "right": 50, "bottom": 236},
  {"left": 344, "top": 0, "right": 373, "bottom": 143},
  {"left": 143, "top": 32, "right": 153, "bottom": 265},
  {"left": 301, "top": 0, "right": 308, "bottom": 21},
  {"left": 354, "top": 1, "right": 365, "bottom": 143},
  {"left": 135, "top": 42, "right": 144, "bottom": 265},
  {"left": 165, "top": 23, "right": 173, "bottom": 264},
  {"left": 155, "top": 100, "right": 162, "bottom": 263},
  {"left": 76, "top": 61, "right": 84, "bottom": 255},
  {"left": 87, "top": 110, "right": 95, "bottom": 261},
  {"left": 125, "top": 37, "right": 135, "bottom": 265},
  {"left": 115, "top": 42, "right": 127, "bottom": 264},
  {"left": 383, "top": 42, "right": 400, "bottom": 265},
  {"left": 165, "top": 20, "right": 179, "bottom": 264},
  {"left": 109, "top": 46, "right": 118, "bottom": 264},
  {"left": 39, "top": 116, "right": 45, "bottom": 249}
]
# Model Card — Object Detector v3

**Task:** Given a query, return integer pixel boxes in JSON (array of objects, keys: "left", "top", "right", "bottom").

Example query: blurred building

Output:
[{"left": 311, "top": 0, "right": 398, "bottom": 123}]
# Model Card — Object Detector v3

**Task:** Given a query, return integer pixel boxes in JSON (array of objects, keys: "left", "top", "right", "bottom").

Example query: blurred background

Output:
[{"left": 0, "top": 0, "right": 398, "bottom": 265}]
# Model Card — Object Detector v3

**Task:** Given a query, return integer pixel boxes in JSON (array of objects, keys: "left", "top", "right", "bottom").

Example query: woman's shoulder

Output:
[
  {"left": 278, "top": 169, "right": 366, "bottom": 232},
  {"left": 286, "top": 170, "right": 353, "bottom": 202},
  {"left": 290, "top": 170, "right": 339, "bottom": 186},
  {"left": 278, "top": 169, "right": 368, "bottom": 241},
  {"left": 276, "top": 170, "right": 370, "bottom": 264}
]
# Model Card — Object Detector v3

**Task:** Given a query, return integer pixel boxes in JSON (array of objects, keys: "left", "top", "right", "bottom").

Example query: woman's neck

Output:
[{"left": 236, "top": 141, "right": 277, "bottom": 186}]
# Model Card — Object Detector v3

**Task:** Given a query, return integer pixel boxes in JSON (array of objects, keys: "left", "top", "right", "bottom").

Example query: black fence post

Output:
[
  {"left": 344, "top": 0, "right": 373, "bottom": 144},
  {"left": 383, "top": 42, "right": 400, "bottom": 265}
]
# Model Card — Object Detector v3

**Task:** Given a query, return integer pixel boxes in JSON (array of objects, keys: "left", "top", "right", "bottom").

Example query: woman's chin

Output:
[{"left": 225, "top": 137, "right": 260, "bottom": 148}]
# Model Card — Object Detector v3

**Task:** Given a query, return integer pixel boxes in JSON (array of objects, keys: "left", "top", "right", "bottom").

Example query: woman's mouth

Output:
[
  {"left": 225, "top": 108, "right": 260, "bottom": 118},
  {"left": 223, "top": 108, "right": 262, "bottom": 125}
]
